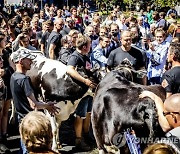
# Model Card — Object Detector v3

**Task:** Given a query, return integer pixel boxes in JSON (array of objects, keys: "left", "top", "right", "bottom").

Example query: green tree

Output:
[{"left": 153, "top": 0, "right": 177, "bottom": 7}]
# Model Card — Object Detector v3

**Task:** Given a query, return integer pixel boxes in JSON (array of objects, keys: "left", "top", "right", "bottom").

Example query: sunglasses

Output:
[
  {"left": 163, "top": 111, "right": 180, "bottom": 123},
  {"left": 163, "top": 111, "right": 180, "bottom": 116}
]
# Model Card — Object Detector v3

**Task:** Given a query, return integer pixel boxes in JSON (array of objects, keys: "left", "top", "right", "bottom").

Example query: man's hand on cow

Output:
[
  {"left": 46, "top": 102, "right": 60, "bottom": 115},
  {"left": 139, "top": 91, "right": 164, "bottom": 111},
  {"left": 139, "top": 91, "right": 156, "bottom": 100},
  {"left": 84, "top": 78, "right": 97, "bottom": 89}
]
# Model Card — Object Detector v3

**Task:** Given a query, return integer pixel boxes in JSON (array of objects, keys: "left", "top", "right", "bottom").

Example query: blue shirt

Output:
[
  {"left": 90, "top": 45, "right": 108, "bottom": 68},
  {"left": 146, "top": 41, "right": 170, "bottom": 79}
]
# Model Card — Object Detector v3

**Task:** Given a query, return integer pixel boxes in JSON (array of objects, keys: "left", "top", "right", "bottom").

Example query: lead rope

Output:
[{"left": 124, "top": 128, "right": 142, "bottom": 154}]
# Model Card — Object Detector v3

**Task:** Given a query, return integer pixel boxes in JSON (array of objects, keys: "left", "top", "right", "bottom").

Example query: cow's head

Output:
[{"left": 115, "top": 60, "right": 147, "bottom": 85}]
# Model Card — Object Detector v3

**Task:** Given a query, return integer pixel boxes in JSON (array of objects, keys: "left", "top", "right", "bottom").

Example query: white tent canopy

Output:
[{"left": 4, "top": 0, "right": 32, "bottom": 5}]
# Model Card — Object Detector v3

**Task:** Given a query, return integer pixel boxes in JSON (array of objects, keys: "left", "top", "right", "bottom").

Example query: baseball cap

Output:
[{"left": 10, "top": 48, "right": 36, "bottom": 63}]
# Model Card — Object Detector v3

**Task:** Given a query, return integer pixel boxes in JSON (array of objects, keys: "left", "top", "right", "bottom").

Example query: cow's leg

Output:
[
  {"left": 91, "top": 112, "right": 107, "bottom": 153},
  {"left": 56, "top": 122, "right": 62, "bottom": 149},
  {"left": 49, "top": 115, "right": 58, "bottom": 152},
  {"left": 99, "top": 149, "right": 106, "bottom": 154},
  {"left": 9, "top": 100, "right": 15, "bottom": 125}
]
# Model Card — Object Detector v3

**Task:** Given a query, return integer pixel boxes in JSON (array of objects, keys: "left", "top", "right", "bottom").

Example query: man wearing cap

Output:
[{"left": 10, "top": 48, "right": 58, "bottom": 153}]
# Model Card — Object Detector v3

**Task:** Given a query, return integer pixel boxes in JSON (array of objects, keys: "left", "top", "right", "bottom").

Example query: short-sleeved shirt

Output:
[
  {"left": 67, "top": 50, "right": 91, "bottom": 70},
  {"left": 161, "top": 66, "right": 180, "bottom": 94},
  {"left": 67, "top": 50, "right": 92, "bottom": 81},
  {"left": 10, "top": 72, "right": 34, "bottom": 119},
  {"left": 107, "top": 46, "right": 144, "bottom": 70},
  {"left": 41, "top": 31, "right": 50, "bottom": 56},
  {"left": 47, "top": 31, "right": 62, "bottom": 59}
]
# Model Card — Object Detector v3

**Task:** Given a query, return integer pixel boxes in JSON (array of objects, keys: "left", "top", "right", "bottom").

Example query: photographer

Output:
[
  {"left": 146, "top": 28, "right": 170, "bottom": 85},
  {"left": 109, "top": 23, "right": 120, "bottom": 51}
]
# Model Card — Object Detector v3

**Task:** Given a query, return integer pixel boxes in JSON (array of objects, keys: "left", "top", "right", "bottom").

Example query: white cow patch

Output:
[{"left": 33, "top": 54, "right": 67, "bottom": 80}]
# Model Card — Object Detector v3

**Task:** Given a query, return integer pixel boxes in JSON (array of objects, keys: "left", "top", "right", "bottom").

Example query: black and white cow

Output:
[
  {"left": 26, "top": 51, "right": 97, "bottom": 151},
  {"left": 91, "top": 67, "right": 166, "bottom": 154}
]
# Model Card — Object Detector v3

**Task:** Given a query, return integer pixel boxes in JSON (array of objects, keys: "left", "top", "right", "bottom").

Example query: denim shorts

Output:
[{"left": 75, "top": 95, "right": 93, "bottom": 119}]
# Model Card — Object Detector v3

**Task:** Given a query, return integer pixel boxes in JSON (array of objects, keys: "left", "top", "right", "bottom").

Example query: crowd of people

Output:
[{"left": 0, "top": 1, "right": 179, "bottom": 153}]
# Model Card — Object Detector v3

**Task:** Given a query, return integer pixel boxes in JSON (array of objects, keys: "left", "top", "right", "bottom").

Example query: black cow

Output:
[{"left": 91, "top": 67, "right": 166, "bottom": 154}]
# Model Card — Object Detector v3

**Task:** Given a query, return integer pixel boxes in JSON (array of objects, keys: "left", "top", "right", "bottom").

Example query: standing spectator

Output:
[
  {"left": 91, "top": 35, "right": 110, "bottom": 69},
  {"left": 10, "top": 48, "right": 59, "bottom": 154},
  {"left": 47, "top": 18, "right": 64, "bottom": 59},
  {"left": 116, "top": 14, "right": 127, "bottom": 32},
  {"left": 67, "top": 35, "right": 96, "bottom": 151},
  {"left": 156, "top": 12, "right": 168, "bottom": 31},
  {"left": 161, "top": 43, "right": 180, "bottom": 98},
  {"left": 84, "top": 25, "right": 97, "bottom": 41},
  {"left": 37, "top": 21, "right": 50, "bottom": 51},
  {"left": 167, "top": 13, "right": 177, "bottom": 25},
  {"left": 54, "top": 9, "right": 63, "bottom": 21},
  {"left": 12, "top": 33, "right": 36, "bottom": 52},
  {"left": 70, "top": 7, "right": 83, "bottom": 27},
  {"left": 150, "top": 11, "right": 160, "bottom": 25},
  {"left": 148, "top": 23, "right": 156, "bottom": 42},
  {"left": 91, "top": 26, "right": 108, "bottom": 50},
  {"left": 68, "top": 30, "right": 79, "bottom": 52},
  {"left": 167, "top": 6, "right": 178, "bottom": 18},
  {"left": 91, "top": 18, "right": 101, "bottom": 36},
  {"left": 107, "top": 30, "right": 145, "bottom": 71},
  {"left": 140, "top": 92, "right": 180, "bottom": 153},
  {"left": 110, "top": 23, "right": 121, "bottom": 50},
  {"left": 137, "top": 16, "right": 149, "bottom": 36},
  {"left": 146, "top": 6, "right": 153, "bottom": 24},
  {"left": 38, "top": 21, "right": 51, "bottom": 53},
  {"left": 60, "top": 17, "right": 77, "bottom": 36},
  {"left": 175, "top": 2, "right": 180, "bottom": 17},
  {"left": 22, "top": 16, "right": 31, "bottom": 28},
  {"left": 39, "top": 9, "right": 48, "bottom": 24},
  {"left": 82, "top": 8, "right": 91, "bottom": 28},
  {"left": 0, "top": 32, "right": 14, "bottom": 147},
  {"left": 146, "top": 28, "right": 169, "bottom": 85},
  {"left": 58, "top": 35, "right": 73, "bottom": 64}
]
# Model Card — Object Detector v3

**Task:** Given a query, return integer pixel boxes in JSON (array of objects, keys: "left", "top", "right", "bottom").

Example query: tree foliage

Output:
[
  {"left": 96, "top": 0, "right": 177, "bottom": 10},
  {"left": 154, "top": 0, "right": 177, "bottom": 7}
]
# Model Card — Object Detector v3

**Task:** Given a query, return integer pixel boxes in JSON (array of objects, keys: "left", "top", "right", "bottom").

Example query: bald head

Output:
[
  {"left": 54, "top": 18, "right": 64, "bottom": 24},
  {"left": 121, "top": 30, "right": 131, "bottom": 38},
  {"left": 54, "top": 18, "right": 64, "bottom": 31},
  {"left": 164, "top": 94, "right": 180, "bottom": 112}
]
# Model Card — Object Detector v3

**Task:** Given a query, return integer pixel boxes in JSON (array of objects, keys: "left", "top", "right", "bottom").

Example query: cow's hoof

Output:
[
  {"left": 99, "top": 149, "right": 106, "bottom": 154},
  {"left": 57, "top": 144, "right": 62, "bottom": 149}
]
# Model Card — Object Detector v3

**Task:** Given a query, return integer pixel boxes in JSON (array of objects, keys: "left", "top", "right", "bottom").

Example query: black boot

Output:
[
  {"left": 83, "top": 133, "right": 96, "bottom": 148},
  {"left": 2, "top": 134, "right": 8, "bottom": 146},
  {"left": 75, "top": 137, "right": 91, "bottom": 152}
]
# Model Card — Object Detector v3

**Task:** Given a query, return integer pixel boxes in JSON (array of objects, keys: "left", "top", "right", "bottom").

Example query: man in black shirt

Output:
[
  {"left": 67, "top": 35, "right": 96, "bottom": 151},
  {"left": 161, "top": 43, "right": 180, "bottom": 98},
  {"left": 47, "top": 18, "right": 64, "bottom": 59},
  {"left": 60, "top": 17, "right": 78, "bottom": 36},
  {"left": 107, "top": 30, "right": 145, "bottom": 71},
  {"left": 10, "top": 48, "right": 58, "bottom": 153}
]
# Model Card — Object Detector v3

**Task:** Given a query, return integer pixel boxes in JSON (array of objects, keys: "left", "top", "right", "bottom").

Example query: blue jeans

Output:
[{"left": 75, "top": 95, "right": 93, "bottom": 118}]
